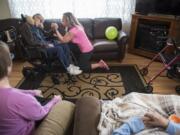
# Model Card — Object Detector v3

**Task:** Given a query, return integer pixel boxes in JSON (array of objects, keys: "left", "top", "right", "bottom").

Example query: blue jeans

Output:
[{"left": 46, "top": 43, "right": 71, "bottom": 69}]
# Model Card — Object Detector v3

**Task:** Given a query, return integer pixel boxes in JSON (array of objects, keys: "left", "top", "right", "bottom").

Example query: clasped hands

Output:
[
  {"left": 50, "top": 23, "right": 60, "bottom": 38},
  {"left": 51, "top": 23, "right": 59, "bottom": 31}
]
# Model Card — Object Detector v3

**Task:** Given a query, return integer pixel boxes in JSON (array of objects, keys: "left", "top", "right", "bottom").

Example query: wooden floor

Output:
[{"left": 10, "top": 53, "right": 179, "bottom": 95}]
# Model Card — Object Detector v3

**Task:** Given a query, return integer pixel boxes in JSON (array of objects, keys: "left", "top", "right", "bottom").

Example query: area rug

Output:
[{"left": 17, "top": 65, "right": 147, "bottom": 100}]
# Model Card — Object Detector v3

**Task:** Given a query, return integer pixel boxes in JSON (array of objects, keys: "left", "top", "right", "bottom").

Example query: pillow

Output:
[
  {"left": 34, "top": 100, "right": 75, "bottom": 135},
  {"left": 25, "top": 15, "right": 35, "bottom": 25},
  {"left": 73, "top": 97, "right": 101, "bottom": 135}
]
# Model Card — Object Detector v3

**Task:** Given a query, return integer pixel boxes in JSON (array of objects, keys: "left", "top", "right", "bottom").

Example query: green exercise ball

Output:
[{"left": 105, "top": 26, "right": 118, "bottom": 40}]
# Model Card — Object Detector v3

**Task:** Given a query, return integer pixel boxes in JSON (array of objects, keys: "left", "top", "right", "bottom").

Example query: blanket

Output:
[{"left": 97, "top": 92, "right": 180, "bottom": 135}]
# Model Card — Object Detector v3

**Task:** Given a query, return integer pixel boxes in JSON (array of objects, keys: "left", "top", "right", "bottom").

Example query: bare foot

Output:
[{"left": 99, "top": 60, "right": 110, "bottom": 70}]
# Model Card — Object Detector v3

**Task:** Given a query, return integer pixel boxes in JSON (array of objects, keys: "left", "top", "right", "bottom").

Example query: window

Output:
[{"left": 8, "top": 0, "right": 135, "bottom": 31}]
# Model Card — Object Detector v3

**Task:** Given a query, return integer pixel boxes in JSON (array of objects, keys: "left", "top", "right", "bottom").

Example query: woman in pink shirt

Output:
[
  {"left": 54, "top": 12, "right": 109, "bottom": 72},
  {"left": 0, "top": 42, "right": 61, "bottom": 135}
]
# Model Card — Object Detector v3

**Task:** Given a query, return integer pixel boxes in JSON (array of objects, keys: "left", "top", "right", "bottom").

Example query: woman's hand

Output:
[
  {"left": 53, "top": 95, "right": 62, "bottom": 103},
  {"left": 51, "top": 23, "right": 59, "bottom": 31},
  {"left": 34, "top": 90, "right": 43, "bottom": 97},
  {"left": 142, "top": 111, "right": 169, "bottom": 128}
]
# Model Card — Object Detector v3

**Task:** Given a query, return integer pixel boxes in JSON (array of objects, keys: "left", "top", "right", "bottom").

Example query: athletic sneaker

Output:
[
  {"left": 99, "top": 59, "right": 110, "bottom": 70},
  {"left": 70, "top": 64, "right": 80, "bottom": 70},
  {"left": 67, "top": 66, "right": 82, "bottom": 75}
]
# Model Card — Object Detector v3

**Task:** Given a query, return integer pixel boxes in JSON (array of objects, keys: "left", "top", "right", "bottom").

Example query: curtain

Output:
[{"left": 8, "top": 0, "right": 136, "bottom": 32}]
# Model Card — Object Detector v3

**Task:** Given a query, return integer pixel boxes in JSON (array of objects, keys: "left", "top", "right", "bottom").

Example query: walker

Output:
[{"left": 140, "top": 38, "right": 180, "bottom": 94}]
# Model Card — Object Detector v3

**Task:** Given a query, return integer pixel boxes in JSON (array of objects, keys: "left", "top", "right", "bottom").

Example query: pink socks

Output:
[{"left": 99, "top": 60, "right": 110, "bottom": 70}]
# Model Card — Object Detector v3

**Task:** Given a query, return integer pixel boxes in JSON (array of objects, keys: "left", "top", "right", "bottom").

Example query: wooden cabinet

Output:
[{"left": 128, "top": 14, "right": 180, "bottom": 58}]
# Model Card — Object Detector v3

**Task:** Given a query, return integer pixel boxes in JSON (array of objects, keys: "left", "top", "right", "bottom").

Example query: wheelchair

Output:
[
  {"left": 0, "top": 26, "right": 17, "bottom": 59},
  {"left": 18, "top": 15, "right": 77, "bottom": 86}
]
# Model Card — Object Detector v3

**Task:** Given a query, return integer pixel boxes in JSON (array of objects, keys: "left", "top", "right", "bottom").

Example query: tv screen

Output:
[
  {"left": 135, "top": 0, "right": 180, "bottom": 16},
  {"left": 171, "top": 0, "right": 180, "bottom": 15}
]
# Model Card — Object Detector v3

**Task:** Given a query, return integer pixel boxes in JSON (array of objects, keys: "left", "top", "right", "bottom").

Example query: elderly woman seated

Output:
[{"left": 0, "top": 42, "right": 75, "bottom": 135}]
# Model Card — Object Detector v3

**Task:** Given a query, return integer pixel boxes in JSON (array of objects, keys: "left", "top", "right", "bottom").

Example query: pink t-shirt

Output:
[{"left": 69, "top": 25, "right": 94, "bottom": 53}]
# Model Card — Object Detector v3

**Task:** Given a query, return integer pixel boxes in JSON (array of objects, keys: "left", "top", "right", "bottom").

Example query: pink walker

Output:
[{"left": 140, "top": 38, "right": 180, "bottom": 93}]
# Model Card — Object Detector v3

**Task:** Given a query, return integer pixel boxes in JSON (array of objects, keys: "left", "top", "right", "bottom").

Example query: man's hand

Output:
[
  {"left": 34, "top": 90, "right": 43, "bottom": 97},
  {"left": 46, "top": 44, "right": 54, "bottom": 48},
  {"left": 53, "top": 95, "right": 62, "bottom": 103},
  {"left": 39, "top": 23, "right": 44, "bottom": 29},
  {"left": 142, "top": 111, "right": 169, "bottom": 128}
]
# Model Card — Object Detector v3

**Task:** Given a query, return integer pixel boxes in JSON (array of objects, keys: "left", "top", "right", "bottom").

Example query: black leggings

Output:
[
  {"left": 77, "top": 51, "right": 93, "bottom": 72},
  {"left": 68, "top": 44, "right": 93, "bottom": 72}
]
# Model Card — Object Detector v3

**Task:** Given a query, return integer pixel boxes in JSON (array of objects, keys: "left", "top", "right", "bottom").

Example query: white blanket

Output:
[{"left": 97, "top": 92, "right": 180, "bottom": 135}]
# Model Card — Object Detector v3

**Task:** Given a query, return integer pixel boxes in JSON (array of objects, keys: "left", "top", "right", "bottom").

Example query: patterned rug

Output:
[
  {"left": 39, "top": 72, "right": 124, "bottom": 99},
  {"left": 17, "top": 65, "right": 147, "bottom": 100}
]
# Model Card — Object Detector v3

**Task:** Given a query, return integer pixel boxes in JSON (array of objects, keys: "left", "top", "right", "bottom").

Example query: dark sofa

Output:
[
  {"left": 0, "top": 18, "right": 128, "bottom": 61},
  {"left": 44, "top": 18, "right": 128, "bottom": 61}
]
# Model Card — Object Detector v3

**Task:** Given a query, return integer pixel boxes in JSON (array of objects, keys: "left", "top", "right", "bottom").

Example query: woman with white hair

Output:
[{"left": 0, "top": 42, "right": 61, "bottom": 135}]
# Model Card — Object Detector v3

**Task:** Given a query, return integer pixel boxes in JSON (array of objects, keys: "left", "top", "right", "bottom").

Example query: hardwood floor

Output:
[
  {"left": 10, "top": 53, "right": 179, "bottom": 95},
  {"left": 121, "top": 53, "right": 179, "bottom": 95}
]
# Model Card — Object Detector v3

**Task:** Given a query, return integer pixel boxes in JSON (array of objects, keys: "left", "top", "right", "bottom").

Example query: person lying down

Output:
[{"left": 97, "top": 92, "right": 180, "bottom": 135}]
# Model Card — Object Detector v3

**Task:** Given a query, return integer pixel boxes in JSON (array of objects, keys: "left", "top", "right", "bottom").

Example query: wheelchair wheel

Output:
[
  {"left": 22, "top": 67, "right": 38, "bottom": 79},
  {"left": 51, "top": 74, "right": 60, "bottom": 85},
  {"left": 22, "top": 67, "right": 32, "bottom": 77},
  {"left": 175, "top": 85, "right": 180, "bottom": 94},
  {"left": 167, "top": 71, "right": 173, "bottom": 79},
  {"left": 140, "top": 67, "right": 148, "bottom": 76},
  {"left": 144, "top": 85, "right": 153, "bottom": 93}
]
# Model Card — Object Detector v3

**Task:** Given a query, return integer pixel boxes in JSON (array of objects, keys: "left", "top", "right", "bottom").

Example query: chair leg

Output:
[
  {"left": 176, "top": 85, "right": 180, "bottom": 94},
  {"left": 64, "top": 73, "right": 77, "bottom": 85},
  {"left": 70, "top": 50, "right": 78, "bottom": 66},
  {"left": 51, "top": 74, "right": 60, "bottom": 85}
]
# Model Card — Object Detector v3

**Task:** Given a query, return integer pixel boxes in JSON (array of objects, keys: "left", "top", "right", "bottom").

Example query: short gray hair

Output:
[{"left": 0, "top": 41, "right": 11, "bottom": 79}]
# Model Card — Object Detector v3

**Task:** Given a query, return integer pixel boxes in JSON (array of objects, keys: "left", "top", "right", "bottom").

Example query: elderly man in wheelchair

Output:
[
  {"left": 20, "top": 15, "right": 82, "bottom": 77},
  {"left": 20, "top": 16, "right": 82, "bottom": 83}
]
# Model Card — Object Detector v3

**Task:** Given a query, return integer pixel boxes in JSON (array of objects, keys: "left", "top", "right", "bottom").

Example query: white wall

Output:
[{"left": 0, "top": 0, "right": 11, "bottom": 19}]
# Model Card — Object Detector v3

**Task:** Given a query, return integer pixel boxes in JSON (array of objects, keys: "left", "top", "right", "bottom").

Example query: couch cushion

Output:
[
  {"left": 34, "top": 100, "right": 75, "bottom": 135},
  {"left": 73, "top": 96, "right": 101, "bottom": 135},
  {"left": 93, "top": 39, "right": 118, "bottom": 52},
  {"left": 93, "top": 18, "right": 122, "bottom": 39},
  {"left": 78, "top": 18, "right": 93, "bottom": 39},
  {"left": 92, "top": 52, "right": 121, "bottom": 60}
]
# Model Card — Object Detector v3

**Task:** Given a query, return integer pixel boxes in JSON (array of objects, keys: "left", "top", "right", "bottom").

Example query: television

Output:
[{"left": 135, "top": 0, "right": 180, "bottom": 16}]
